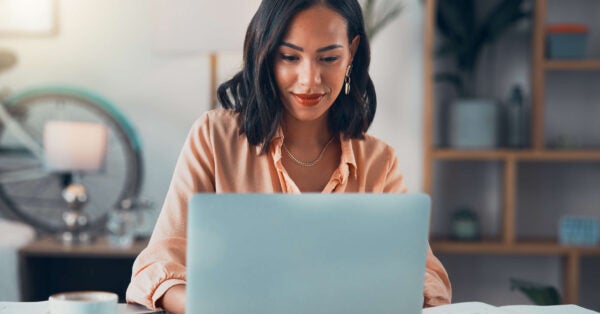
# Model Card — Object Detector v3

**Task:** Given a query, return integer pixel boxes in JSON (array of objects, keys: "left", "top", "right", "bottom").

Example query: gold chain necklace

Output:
[{"left": 282, "top": 136, "right": 336, "bottom": 167}]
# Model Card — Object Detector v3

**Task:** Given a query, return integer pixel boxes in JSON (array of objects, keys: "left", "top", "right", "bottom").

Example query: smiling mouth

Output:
[{"left": 292, "top": 93, "right": 324, "bottom": 107}]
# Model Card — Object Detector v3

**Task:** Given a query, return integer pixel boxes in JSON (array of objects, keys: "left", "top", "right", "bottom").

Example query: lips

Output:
[{"left": 292, "top": 93, "right": 324, "bottom": 107}]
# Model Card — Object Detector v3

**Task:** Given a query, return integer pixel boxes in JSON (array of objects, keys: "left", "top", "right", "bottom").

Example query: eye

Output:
[
  {"left": 320, "top": 56, "right": 339, "bottom": 63},
  {"left": 279, "top": 54, "right": 299, "bottom": 62}
]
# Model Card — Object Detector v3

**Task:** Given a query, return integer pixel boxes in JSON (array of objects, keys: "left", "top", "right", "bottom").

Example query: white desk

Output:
[
  {"left": 0, "top": 302, "right": 163, "bottom": 314},
  {"left": 1, "top": 301, "right": 597, "bottom": 314}
]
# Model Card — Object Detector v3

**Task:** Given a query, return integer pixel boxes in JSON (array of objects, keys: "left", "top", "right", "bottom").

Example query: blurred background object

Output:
[
  {"left": 152, "top": 0, "right": 260, "bottom": 108},
  {"left": 450, "top": 206, "right": 480, "bottom": 241},
  {"left": 546, "top": 23, "right": 589, "bottom": 59},
  {"left": 0, "top": 49, "right": 17, "bottom": 73},
  {"left": 44, "top": 120, "right": 108, "bottom": 244},
  {"left": 0, "top": 218, "right": 35, "bottom": 301},
  {"left": 510, "top": 278, "right": 561, "bottom": 305},
  {"left": 0, "top": 0, "right": 57, "bottom": 37},
  {"left": 559, "top": 216, "right": 600, "bottom": 247},
  {"left": 435, "top": 0, "right": 532, "bottom": 98},
  {"left": 361, "top": 0, "right": 403, "bottom": 40},
  {"left": 106, "top": 197, "right": 153, "bottom": 248},
  {"left": 0, "top": 87, "right": 143, "bottom": 235}
]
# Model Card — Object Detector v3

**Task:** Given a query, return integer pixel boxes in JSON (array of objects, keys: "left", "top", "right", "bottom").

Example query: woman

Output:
[{"left": 126, "top": 0, "right": 451, "bottom": 312}]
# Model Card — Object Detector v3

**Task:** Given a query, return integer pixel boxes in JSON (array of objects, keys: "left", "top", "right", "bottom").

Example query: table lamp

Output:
[
  {"left": 153, "top": 0, "right": 260, "bottom": 108},
  {"left": 44, "top": 121, "right": 108, "bottom": 244}
]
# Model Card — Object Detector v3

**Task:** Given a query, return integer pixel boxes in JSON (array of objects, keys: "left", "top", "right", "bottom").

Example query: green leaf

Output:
[
  {"left": 435, "top": 72, "right": 465, "bottom": 96},
  {"left": 510, "top": 278, "right": 561, "bottom": 305},
  {"left": 434, "top": 0, "right": 532, "bottom": 95},
  {"left": 436, "top": 0, "right": 475, "bottom": 45},
  {"left": 361, "top": 0, "right": 402, "bottom": 40},
  {"left": 480, "top": 0, "right": 531, "bottom": 45},
  {"left": 436, "top": 40, "right": 462, "bottom": 58},
  {"left": 370, "top": 5, "right": 402, "bottom": 39},
  {"left": 362, "top": 0, "right": 375, "bottom": 38}
]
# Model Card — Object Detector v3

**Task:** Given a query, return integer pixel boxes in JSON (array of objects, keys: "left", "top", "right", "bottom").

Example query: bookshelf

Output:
[{"left": 424, "top": 0, "right": 600, "bottom": 306}]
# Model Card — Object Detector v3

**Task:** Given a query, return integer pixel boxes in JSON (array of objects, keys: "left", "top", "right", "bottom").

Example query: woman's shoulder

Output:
[
  {"left": 348, "top": 133, "right": 397, "bottom": 160},
  {"left": 357, "top": 133, "right": 395, "bottom": 151},
  {"left": 191, "top": 108, "right": 242, "bottom": 137},
  {"left": 196, "top": 108, "right": 239, "bottom": 124}
]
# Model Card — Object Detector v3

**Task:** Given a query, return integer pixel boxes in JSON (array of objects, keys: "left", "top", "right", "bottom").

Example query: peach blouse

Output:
[{"left": 126, "top": 109, "right": 451, "bottom": 309}]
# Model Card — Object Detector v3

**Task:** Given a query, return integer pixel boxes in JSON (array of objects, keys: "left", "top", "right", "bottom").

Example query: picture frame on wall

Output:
[{"left": 0, "top": 0, "right": 58, "bottom": 36}]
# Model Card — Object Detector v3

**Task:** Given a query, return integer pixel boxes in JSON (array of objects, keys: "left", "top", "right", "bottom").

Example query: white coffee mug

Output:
[{"left": 49, "top": 291, "right": 118, "bottom": 314}]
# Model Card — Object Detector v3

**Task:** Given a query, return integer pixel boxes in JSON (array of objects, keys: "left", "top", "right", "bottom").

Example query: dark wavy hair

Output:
[{"left": 217, "top": 0, "right": 376, "bottom": 153}]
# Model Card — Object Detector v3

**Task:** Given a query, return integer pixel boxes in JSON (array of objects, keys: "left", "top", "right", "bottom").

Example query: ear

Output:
[{"left": 349, "top": 35, "right": 360, "bottom": 60}]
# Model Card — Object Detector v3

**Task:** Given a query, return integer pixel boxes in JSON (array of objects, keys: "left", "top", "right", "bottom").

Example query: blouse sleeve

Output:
[
  {"left": 126, "top": 113, "right": 216, "bottom": 310},
  {"left": 423, "top": 246, "right": 452, "bottom": 307},
  {"left": 383, "top": 148, "right": 452, "bottom": 307}
]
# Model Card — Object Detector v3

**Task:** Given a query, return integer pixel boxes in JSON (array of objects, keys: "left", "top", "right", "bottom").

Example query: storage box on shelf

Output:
[{"left": 546, "top": 24, "right": 589, "bottom": 59}]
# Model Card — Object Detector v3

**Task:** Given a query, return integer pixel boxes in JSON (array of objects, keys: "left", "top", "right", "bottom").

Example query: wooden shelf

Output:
[
  {"left": 517, "top": 150, "right": 600, "bottom": 161},
  {"left": 545, "top": 60, "right": 600, "bottom": 71},
  {"left": 432, "top": 149, "right": 600, "bottom": 161},
  {"left": 431, "top": 240, "right": 600, "bottom": 256},
  {"left": 19, "top": 235, "right": 148, "bottom": 258},
  {"left": 432, "top": 149, "right": 516, "bottom": 160}
]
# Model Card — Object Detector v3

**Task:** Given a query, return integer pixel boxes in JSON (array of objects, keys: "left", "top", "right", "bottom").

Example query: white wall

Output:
[
  {"left": 370, "top": 0, "right": 424, "bottom": 193},
  {"left": 0, "top": 0, "right": 425, "bottom": 233}
]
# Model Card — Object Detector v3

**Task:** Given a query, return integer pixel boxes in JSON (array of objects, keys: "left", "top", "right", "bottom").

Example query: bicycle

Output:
[{"left": 0, "top": 49, "right": 143, "bottom": 233}]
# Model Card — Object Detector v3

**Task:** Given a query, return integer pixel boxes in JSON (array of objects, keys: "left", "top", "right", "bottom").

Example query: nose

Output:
[{"left": 297, "top": 60, "right": 321, "bottom": 88}]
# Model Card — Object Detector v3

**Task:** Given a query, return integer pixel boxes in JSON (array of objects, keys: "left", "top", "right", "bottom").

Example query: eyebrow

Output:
[{"left": 280, "top": 42, "right": 344, "bottom": 53}]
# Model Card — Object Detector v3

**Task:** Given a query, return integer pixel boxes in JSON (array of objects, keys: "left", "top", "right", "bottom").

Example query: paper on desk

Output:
[
  {"left": 0, "top": 301, "right": 164, "bottom": 314},
  {"left": 423, "top": 302, "right": 600, "bottom": 314},
  {"left": 423, "top": 302, "right": 506, "bottom": 314},
  {"left": 501, "top": 304, "right": 599, "bottom": 314}
]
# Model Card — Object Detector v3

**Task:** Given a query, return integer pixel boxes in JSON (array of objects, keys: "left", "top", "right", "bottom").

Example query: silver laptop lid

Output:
[{"left": 186, "top": 193, "right": 430, "bottom": 314}]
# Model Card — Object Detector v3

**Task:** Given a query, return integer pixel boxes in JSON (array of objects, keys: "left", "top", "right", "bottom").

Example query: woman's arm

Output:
[
  {"left": 382, "top": 147, "right": 452, "bottom": 307},
  {"left": 423, "top": 246, "right": 452, "bottom": 307},
  {"left": 157, "top": 285, "right": 186, "bottom": 314},
  {"left": 126, "top": 113, "right": 217, "bottom": 310}
]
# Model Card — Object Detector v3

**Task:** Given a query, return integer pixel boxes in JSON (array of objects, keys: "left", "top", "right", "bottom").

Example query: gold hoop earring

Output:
[{"left": 344, "top": 64, "right": 352, "bottom": 95}]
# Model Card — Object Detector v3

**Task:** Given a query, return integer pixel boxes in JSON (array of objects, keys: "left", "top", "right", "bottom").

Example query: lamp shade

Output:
[
  {"left": 153, "top": 0, "right": 261, "bottom": 54},
  {"left": 44, "top": 121, "right": 108, "bottom": 172},
  {"left": 0, "top": 0, "right": 56, "bottom": 35}
]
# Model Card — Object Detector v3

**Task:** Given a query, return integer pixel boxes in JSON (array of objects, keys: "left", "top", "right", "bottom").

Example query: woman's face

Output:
[{"left": 274, "top": 5, "right": 359, "bottom": 123}]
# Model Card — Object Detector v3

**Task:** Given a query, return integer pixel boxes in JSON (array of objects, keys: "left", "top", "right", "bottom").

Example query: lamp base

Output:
[
  {"left": 60, "top": 230, "right": 93, "bottom": 245},
  {"left": 59, "top": 182, "right": 94, "bottom": 245}
]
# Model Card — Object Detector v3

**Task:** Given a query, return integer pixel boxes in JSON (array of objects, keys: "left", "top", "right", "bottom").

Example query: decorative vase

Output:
[
  {"left": 450, "top": 207, "right": 480, "bottom": 241},
  {"left": 449, "top": 99, "right": 499, "bottom": 149}
]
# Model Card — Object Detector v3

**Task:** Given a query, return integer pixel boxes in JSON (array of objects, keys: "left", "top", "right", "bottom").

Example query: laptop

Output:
[{"left": 186, "top": 193, "right": 431, "bottom": 314}]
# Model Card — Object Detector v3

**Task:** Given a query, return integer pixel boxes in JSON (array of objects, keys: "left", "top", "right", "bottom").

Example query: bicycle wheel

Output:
[{"left": 0, "top": 86, "right": 143, "bottom": 233}]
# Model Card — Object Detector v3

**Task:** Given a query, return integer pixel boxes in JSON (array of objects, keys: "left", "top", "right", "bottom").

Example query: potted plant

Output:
[
  {"left": 361, "top": 0, "right": 403, "bottom": 40},
  {"left": 435, "top": 0, "right": 531, "bottom": 149}
]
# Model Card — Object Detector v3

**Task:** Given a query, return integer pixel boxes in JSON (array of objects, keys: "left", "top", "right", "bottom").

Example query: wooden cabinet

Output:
[
  {"left": 19, "top": 236, "right": 147, "bottom": 302},
  {"left": 424, "top": 0, "right": 600, "bottom": 306}
]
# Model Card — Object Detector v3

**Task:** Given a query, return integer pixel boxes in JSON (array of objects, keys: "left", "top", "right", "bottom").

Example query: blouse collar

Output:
[{"left": 261, "top": 126, "right": 358, "bottom": 179}]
